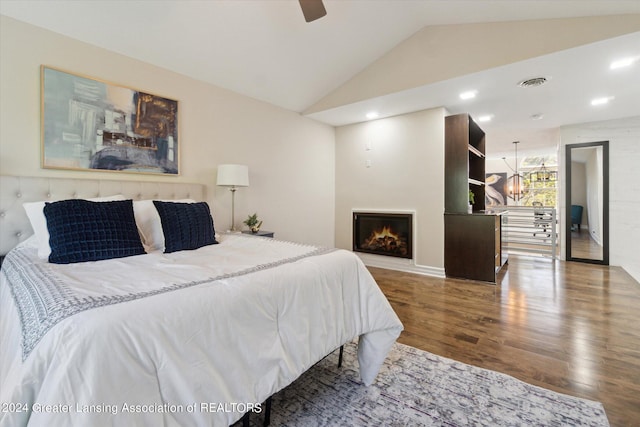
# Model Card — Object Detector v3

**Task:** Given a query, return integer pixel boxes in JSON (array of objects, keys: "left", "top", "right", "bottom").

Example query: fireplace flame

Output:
[
  {"left": 363, "top": 225, "right": 407, "bottom": 256},
  {"left": 354, "top": 213, "right": 412, "bottom": 259},
  {"left": 368, "top": 226, "right": 399, "bottom": 242}
]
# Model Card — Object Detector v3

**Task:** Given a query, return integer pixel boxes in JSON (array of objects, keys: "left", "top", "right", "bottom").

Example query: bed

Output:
[{"left": 0, "top": 175, "right": 403, "bottom": 427}]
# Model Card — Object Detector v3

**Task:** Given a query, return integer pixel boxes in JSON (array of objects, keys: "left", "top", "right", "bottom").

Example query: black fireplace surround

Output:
[{"left": 353, "top": 212, "right": 412, "bottom": 259}]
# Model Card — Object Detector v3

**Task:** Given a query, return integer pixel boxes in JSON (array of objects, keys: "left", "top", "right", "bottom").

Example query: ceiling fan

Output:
[{"left": 299, "top": 0, "right": 327, "bottom": 22}]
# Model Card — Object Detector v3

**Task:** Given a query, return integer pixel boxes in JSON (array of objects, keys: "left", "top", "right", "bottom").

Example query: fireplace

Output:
[{"left": 353, "top": 212, "right": 412, "bottom": 259}]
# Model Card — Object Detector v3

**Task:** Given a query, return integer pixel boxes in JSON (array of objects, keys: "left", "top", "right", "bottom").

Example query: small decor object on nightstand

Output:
[{"left": 243, "top": 213, "right": 263, "bottom": 233}]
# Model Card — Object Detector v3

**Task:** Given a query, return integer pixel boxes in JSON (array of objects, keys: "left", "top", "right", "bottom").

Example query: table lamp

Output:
[{"left": 216, "top": 164, "right": 249, "bottom": 232}]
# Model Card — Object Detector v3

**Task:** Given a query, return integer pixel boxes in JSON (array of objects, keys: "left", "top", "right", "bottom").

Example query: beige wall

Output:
[
  {"left": 335, "top": 108, "right": 446, "bottom": 274},
  {"left": 0, "top": 16, "right": 335, "bottom": 246}
]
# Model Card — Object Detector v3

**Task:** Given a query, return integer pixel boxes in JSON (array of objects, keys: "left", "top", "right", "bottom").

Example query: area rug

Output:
[{"left": 248, "top": 341, "right": 609, "bottom": 426}]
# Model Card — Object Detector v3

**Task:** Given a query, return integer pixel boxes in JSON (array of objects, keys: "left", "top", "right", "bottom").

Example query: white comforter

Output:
[{"left": 0, "top": 234, "right": 403, "bottom": 426}]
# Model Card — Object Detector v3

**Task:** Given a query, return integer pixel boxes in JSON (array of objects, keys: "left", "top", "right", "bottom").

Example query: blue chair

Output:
[{"left": 571, "top": 205, "right": 583, "bottom": 231}]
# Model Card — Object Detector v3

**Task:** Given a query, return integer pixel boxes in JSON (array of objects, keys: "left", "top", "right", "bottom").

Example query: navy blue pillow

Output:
[
  {"left": 44, "top": 199, "right": 145, "bottom": 264},
  {"left": 153, "top": 201, "right": 217, "bottom": 253}
]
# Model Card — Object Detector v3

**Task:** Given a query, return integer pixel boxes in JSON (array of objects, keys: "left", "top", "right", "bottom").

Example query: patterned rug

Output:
[{"left": 246, "top": 341, "right": 609, "bottom": 426}]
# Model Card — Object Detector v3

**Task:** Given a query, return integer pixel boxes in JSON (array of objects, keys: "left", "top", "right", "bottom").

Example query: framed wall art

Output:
[
  {"left": 485, "top": 172, "right": 507, "bottom": 206},
  {"left": 41, "top": 66, "right": 179, "bottom": 175}
]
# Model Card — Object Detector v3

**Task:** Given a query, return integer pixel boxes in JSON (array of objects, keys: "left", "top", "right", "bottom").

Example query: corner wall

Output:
[
  {"left": 0, "top": 16, "right": 335, "bottom": 247},
  {"left": 335, "top": 108, "right": 446, "bottom": 275}
]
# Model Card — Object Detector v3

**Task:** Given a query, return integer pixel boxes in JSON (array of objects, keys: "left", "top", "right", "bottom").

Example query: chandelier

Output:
[
  {"left": 506, "top": 141, "right": 524, "bottom": 201},
  {"left": 531, "top": 162, "right": 557, "bottom": 182}
]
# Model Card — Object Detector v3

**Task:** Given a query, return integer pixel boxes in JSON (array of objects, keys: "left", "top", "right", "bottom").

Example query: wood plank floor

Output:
[{"left": 370, "top": 255, "right": 640, "bottom": 427}]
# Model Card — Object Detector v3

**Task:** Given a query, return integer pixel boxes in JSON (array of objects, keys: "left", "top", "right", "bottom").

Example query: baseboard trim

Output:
[{"left": 355, "top": 253, "right": 445, "bottom": 278}]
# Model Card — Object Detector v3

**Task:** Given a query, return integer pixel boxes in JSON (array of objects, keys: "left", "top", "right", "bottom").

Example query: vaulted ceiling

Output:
[{"left": 1, "top": 1, "right": 639, "bottom": 155}]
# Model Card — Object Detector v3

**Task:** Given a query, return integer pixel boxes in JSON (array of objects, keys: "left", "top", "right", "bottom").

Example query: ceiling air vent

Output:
[{"left": 518, "top": 77, "right": 548, "bottom": 88}]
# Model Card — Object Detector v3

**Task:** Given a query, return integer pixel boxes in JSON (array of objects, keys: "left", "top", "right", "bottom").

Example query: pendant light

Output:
[{"left": 507, "top": 141, "right": 524, "bottom": 201}]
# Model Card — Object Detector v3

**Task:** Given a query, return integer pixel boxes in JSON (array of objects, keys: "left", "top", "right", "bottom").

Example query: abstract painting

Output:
[
  {"left": 41, "top": 66, "right": 179, "bottom": 175},
  {"left": 485, "top": 172, "right": 507, "bottom": 206}
]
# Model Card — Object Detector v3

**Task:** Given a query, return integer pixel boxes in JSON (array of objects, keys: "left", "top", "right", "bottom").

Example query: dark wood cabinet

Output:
[
  {"left": 444, "top": 114, "right": 507, "bottom": 283},
  {"left": 444, "top": 213, "right": 505, "bottom": 283}
]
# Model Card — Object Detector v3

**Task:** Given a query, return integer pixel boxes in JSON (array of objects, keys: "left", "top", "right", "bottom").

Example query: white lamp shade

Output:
[{"left": 217, "top": 164, "right": 249, "bottom": 187}]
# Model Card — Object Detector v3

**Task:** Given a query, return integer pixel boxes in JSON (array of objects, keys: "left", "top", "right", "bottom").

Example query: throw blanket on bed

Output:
[{"left": 3, "top": 235, "right": 335, "bottom": 360}]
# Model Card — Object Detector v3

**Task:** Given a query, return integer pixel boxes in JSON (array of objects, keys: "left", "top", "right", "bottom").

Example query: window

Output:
[{"left": 520, "top": 154, "right": 557, "bottom": 207}]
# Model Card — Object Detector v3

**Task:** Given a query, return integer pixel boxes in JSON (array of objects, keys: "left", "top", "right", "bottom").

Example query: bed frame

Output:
[
  {"left": 0, "top": 175, "right": 348, "bottom": 426},
  {"left": 0, "top": 175, "right": 204, "bottom": 257}
]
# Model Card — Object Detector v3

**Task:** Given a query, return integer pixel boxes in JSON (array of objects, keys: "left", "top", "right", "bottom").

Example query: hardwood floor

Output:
[{"left": 371, "top": 255, "right": 640, "bottom": 427}]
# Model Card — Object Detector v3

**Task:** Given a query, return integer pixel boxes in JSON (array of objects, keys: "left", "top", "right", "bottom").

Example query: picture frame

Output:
[{"left": 41, "top": 66, "right": 179, "bottom": 175}]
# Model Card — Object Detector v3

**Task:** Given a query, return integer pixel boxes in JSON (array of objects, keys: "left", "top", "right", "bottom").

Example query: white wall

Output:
[
  {"left": 560, "top": 116, "right": 640, "bottom": 283},
  {"left": 335, "top": 108, "right": 446, "bottom": 275},
  {"left": 0, "top": 16, "right": 335, "bottom": 247}
]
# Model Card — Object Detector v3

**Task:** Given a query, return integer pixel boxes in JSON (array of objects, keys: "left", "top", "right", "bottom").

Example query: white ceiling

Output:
[{"left": 2, "top": 0, "right": 640, "bottom": 156}]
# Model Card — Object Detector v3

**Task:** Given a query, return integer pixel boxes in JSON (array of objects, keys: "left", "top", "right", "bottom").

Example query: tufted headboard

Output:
[{"left": 0, "top": 175, "right": 205, "bottom": 257}]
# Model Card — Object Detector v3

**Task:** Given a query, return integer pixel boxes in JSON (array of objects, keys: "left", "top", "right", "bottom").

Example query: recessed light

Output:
[
  {"left": 366, "top": 111, "right": 379, "bottom": 120},
  {"left": 459, "top": 90, "right": 477, "bottom": 100},
  {"left": 530, "top": 113, "right": 544, "bottom": 121},
  {"left": 477, "top": 115, "right": 493, "bottom": 122},
  {"left": 610, "top": 57, "right": 637, "bottom": 70},
  {"left": 591, "top": 96, "right": 614, "bottom": 106}
]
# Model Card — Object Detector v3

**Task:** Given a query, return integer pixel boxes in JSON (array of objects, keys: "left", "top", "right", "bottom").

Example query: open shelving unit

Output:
[
  {"left": 467, "top": 121, "right": 486, "bottom": 213},
  {"left": 444, "top": 113, "right": 507, "bottom": 283},
  {"left": 444, "top": 113, "right": 486, "bottom": 213}
]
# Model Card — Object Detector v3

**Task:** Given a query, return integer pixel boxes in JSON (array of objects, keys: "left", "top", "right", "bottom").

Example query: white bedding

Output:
[{"left": 0, "top": 234, "right": 403, "bottom": 426}]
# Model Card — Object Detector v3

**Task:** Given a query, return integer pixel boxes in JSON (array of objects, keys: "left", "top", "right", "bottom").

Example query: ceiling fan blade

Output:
[{"left": 299, "top": 0, "right": 327, "bottom": 23}]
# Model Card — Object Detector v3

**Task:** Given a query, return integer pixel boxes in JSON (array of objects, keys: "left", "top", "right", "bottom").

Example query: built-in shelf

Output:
[
  {"left": 445, "top": 113, "right": 486, "bottom": 213},
  {"left": 468, "top": 144, "right": 485, "bottom": 158},
  {"left": 444, "top": 113, "right": 507, "bottom": 284}
]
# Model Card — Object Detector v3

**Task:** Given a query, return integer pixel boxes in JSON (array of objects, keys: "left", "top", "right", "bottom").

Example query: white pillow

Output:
[
  {"left": 24, "top": 195, "right": 126, "bottom": 259},
  {"left": 133, "top": 199, "right": 196, "bottom": 253}
]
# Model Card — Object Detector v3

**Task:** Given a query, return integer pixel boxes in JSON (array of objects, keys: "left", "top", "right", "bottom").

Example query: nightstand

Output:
[{"left": 241, "top": 230, "right": 274, "bottom": 238}]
